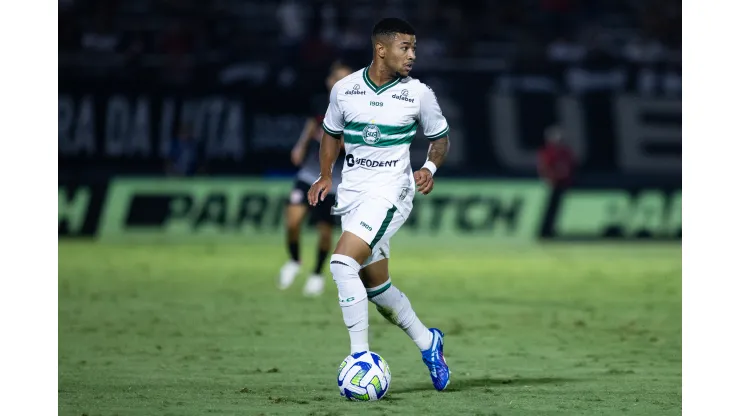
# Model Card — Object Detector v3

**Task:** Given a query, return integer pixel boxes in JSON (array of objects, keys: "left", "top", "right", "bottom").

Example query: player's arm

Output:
[
  {"left": 308, "top": 82, "right": 345, "bottom": 206},
  {"left": 318, "top": 131, "right": 342, "bottom": 179},
  {"left": 291, "top": 117, "right": 317, "bottom": 166},
  {"left": 415, "top": 85, "right": 451, "bottom": 195},
  {"left": 426, "top": 136, "right": 450, "bottom": 171},
  {"left": 308, "top": 131, "right": 342, "bottom": 205},
  {"left": 298, "top": 118, "right": 317, "bottom": 146},
  {"left": 415, "top": 135, "right": 449, "bottom": 195}
]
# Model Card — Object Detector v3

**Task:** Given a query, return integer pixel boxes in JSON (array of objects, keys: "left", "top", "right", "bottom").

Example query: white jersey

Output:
[{"left": 322, "top": 66, "right": 449, "bottom": 219}]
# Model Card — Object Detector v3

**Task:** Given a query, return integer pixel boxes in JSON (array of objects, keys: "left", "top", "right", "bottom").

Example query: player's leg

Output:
[
  {"left": 286, "top": 204, "right": 307, "bottom": 258},
  {"left": 360, "top": 257, "right": 433, "bottom": 350},
  {"left": 303, "top": 195, "right": 335, "bottom": 296},
  {"left": 329, "top": 197, "right": 396, "bottom": 354},
  {"left": 360, "top": 234, "right": 450, "bottom": 391},
  {"left": 278, "top": 181, "right": 310, "bottom": 289},
  {"left": 329, "top": 229, "right": 371, "bottom": 354}
]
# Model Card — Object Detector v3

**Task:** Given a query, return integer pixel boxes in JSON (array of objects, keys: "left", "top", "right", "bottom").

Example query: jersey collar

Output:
[{"left": 362, "top": 66, "right": 401, "bottom": 95}]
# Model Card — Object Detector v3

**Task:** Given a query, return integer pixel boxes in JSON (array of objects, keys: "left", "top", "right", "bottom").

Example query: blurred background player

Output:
[
  {"left": 164, "top": 123, "right": 204, "bottom": 177},
  {"left": 537, "top": 125, "right": 577, "bottom": 236},
  {"left": 278, "top": 62, "right": 352, "bottom": 296},
  {"left": 537, "top": 125, "right": 576, "bottom": 189}
]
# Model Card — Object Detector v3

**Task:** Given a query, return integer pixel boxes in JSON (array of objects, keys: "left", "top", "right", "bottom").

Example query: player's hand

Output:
[
  {"left": 308, "top": 176, "right": 332, "bottom": 206},
  {"left": 290, "top": 145, "right": 306, "bottom": 166},
  {"left": 414, "top": 169, "right": 434, "bottom": 195}
]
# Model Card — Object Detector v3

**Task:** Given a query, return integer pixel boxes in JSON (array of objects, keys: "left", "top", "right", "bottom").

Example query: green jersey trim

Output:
[
  {"left": 322, "top": 122, "right": 343, "bottom": 138},
  {"left": 426, "top": 126, "right": 449, "bottom": 141},
  {"left": 362, "top": 67, "right": 401, "bottom": 95}
]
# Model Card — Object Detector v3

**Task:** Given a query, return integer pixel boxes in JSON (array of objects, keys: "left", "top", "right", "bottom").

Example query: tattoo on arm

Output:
[{"left": 427, "top": 137, "right": 450, "bottom": 167}]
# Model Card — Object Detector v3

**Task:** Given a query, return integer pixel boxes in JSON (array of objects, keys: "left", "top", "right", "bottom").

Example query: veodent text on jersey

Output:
[{"left": 345, "top": 154, "right": 400, "bottom": 168}]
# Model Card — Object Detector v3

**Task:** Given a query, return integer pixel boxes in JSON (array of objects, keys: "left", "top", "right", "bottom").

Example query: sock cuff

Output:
[
  {"left": 330, "top": 254, "right": 361, "bottom": 272},
  {"left": 366, "top": 279, "right": 392, "bottom": 298}
]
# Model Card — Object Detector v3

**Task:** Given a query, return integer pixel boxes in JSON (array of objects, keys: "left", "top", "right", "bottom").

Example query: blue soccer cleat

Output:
[{"left": 421, "top": 328, "right": 450, "bottom": 391}]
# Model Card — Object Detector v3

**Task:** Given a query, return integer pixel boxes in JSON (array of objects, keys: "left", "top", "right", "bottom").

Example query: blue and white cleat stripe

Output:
[{"left": 421, "top": 328, "right": 450, "bottom": 391}]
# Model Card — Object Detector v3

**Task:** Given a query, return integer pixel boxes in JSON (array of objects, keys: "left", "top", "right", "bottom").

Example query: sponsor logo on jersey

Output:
[
  {"left": 345, "top": 84, "right": 366, "bottom": 95},
  {"left": 362, "top": 124, "right": 381, "bottom": 144},
  {"left": 391, "top": 89, "right": 415, "bottom": 103},
  {"left": 346, "top": 154, "right": 399, "bottom": 168}
]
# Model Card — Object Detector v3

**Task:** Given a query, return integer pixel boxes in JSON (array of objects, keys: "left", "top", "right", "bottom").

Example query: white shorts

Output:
[{"left": 340, "top": 196, "right": 406, "bottom": 268}]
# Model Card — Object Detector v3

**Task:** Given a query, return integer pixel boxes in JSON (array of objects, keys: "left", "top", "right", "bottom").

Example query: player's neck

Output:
[{"left": 367, "top": 61, "right": 398, "bottom": 86}]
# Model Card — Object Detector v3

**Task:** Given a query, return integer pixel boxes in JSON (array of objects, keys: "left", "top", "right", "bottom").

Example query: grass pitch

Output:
[{"left": 59, "top": 238, "right": 681, "bottom": 415}]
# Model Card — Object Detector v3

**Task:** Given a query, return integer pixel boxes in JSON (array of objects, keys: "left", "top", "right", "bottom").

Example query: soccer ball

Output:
[{"left": 337, "top": 351, "right": 391, "bottom": 401}]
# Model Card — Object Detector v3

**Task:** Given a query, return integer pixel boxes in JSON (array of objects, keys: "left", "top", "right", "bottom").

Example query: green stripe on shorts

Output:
[{"left": 369, "top": 206, "right": 397, "bottom": 249}]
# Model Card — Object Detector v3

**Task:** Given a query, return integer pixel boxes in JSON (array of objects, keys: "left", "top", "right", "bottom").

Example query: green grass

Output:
[{"left": 59, "top": 239, "right": 681, "bottom": 415}]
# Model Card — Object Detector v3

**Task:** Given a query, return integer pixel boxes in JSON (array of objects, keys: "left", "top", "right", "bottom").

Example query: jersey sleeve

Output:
[
  {"left": 418, "top": 85, "right": 450, "bottom": 141},
  {"left": 321, "top": 83, "right": 344, "bottom": 138}
]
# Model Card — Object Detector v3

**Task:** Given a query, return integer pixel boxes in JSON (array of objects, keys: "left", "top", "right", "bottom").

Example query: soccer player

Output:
[
  {"left": 307, "top": 18, "right": 451, "bottom": 391},
  {"left": 278, "top": 62, "right": 353, "bottom": 297}
]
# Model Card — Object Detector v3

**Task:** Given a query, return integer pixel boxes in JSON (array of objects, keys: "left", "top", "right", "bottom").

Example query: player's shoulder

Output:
[
  {"left": 399, "top": 76, "right": 435, "bottom": 96},
  {"left": 333, "top": 69, "right": 365, "bottom": 96}
]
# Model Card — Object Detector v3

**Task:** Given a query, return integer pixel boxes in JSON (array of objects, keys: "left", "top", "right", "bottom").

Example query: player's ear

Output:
[{"left": 375, "top": 41, "right": 385, "bottom": 58}]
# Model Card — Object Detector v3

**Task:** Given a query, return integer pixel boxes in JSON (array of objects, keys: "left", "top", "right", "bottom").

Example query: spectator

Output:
[
  {"left": 538, "top": 125, "right": 576, "bottom": 189},
  {"left": 165, "top": 124, "right": 204, "bottom": 176},
  {"left": 538, "top": 126, "right": 577, "bottom": 237}
]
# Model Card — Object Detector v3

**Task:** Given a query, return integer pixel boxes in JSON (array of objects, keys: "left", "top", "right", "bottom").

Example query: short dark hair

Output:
[{"left": 371, "top": 17, "right": 415, "bottom": 43}]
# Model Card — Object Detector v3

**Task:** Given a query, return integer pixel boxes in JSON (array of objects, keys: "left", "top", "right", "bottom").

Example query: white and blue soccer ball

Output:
[{"left": 337, "top": 351, "right": 391, "bottom": 401}]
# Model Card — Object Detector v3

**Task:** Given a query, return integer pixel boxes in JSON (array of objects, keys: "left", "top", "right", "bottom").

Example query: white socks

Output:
[
  {"left": 367, "top": 280, "right": 434, "bottom": 351},
  {"left": 330, "top": 255, "right": 433, "bottom": 353},
  {"left": 329, "top": 254, "right": 369, "bottom": 354}
]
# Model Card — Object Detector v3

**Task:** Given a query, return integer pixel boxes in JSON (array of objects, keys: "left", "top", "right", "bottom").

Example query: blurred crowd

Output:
[{"left": 59, "top": 0, "right": 681, "bottom": 84}]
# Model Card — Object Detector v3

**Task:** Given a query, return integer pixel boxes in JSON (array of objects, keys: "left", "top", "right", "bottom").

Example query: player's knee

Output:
[
  {"left": 330, "top": 254, "right": 366, "bottom": 307},
  {"left": 317, "top": 223, "right": 333, "bottom": 243},
  {"left": 330, "top": 254, "right": 361, "bottom": 282},
  {"left": 318, "top": 223, "right": 332, "bottom": 238},
  {"left": 286, "top": 216, "right": 302, "bottom": 231}
]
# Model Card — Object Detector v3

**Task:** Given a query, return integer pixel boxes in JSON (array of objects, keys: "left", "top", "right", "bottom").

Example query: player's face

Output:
[{"left": 387, "top": 34, "right": 416, "bottom": 77}]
